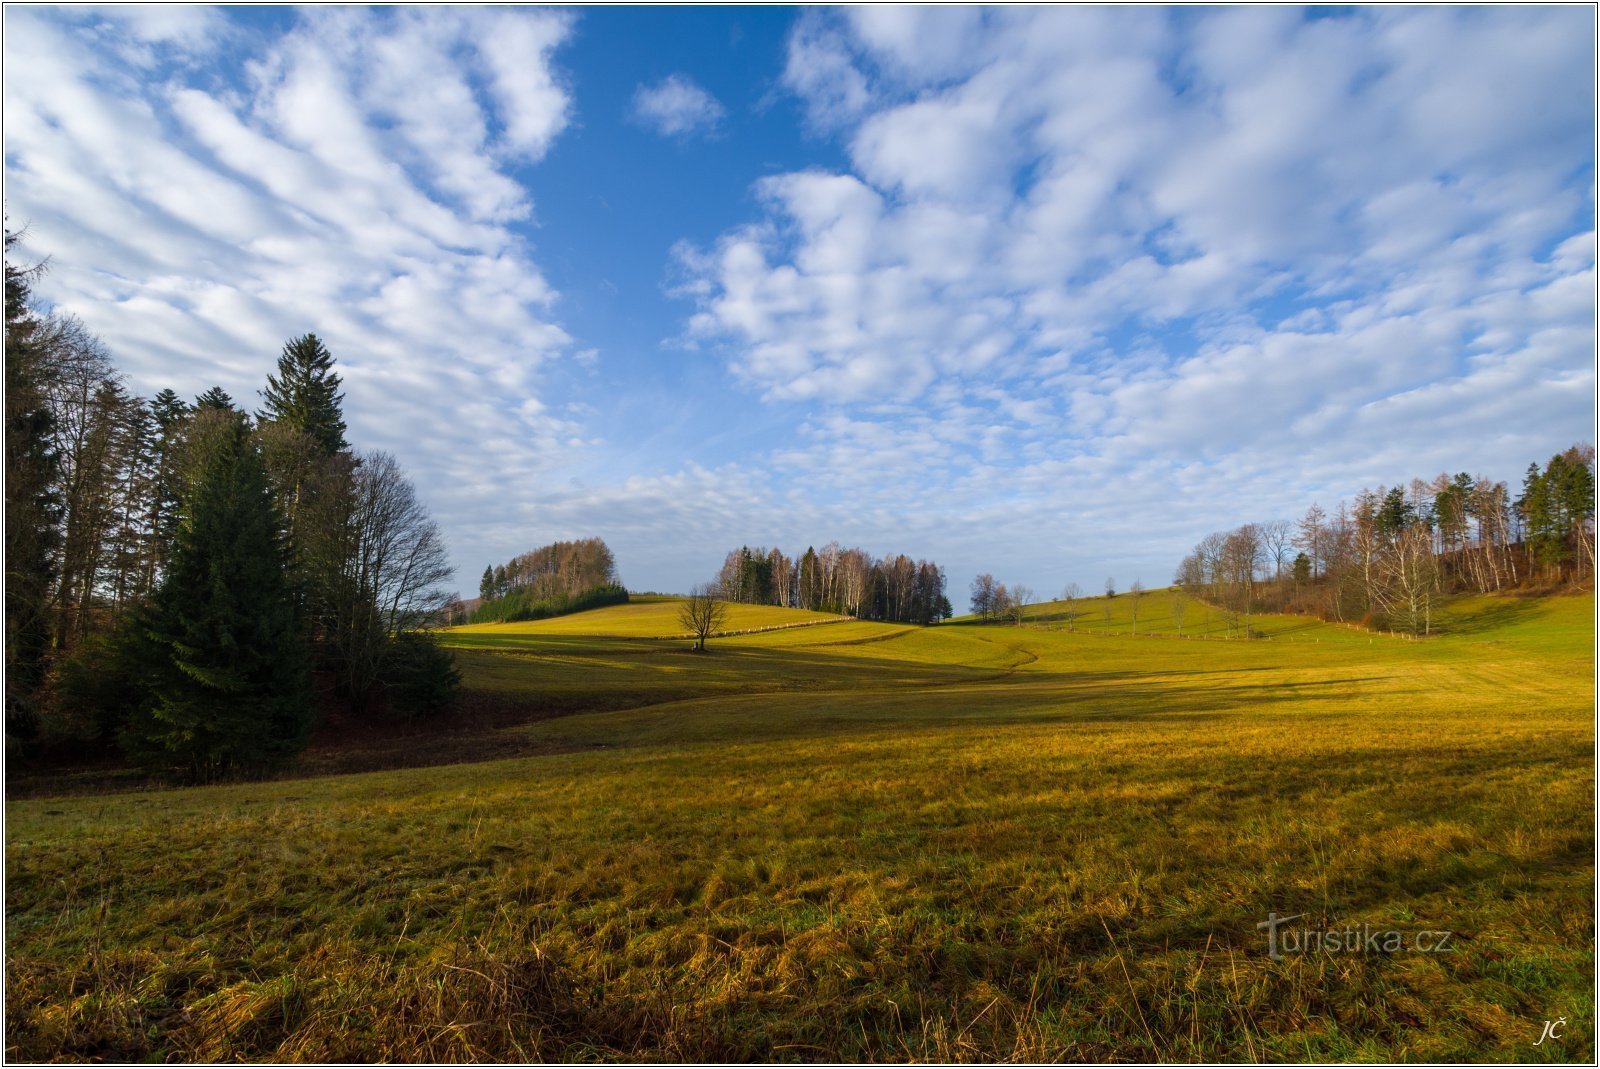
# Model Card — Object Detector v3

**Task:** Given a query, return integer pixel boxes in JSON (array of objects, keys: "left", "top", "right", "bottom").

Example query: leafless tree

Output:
[
  {"left": 1194, "top": 532, "right": 1227, "bottom": 598},
  {"left": 839, "top": 547, "right": 870, "bottom": 617},
  {"left": 679, "top": 583, "right": 728, "bottom": 651},
  {"left": 1128, "top": 578, "right": 1144, "bottom": 634},
  {"left": 1220, "top": 524, "right": 1263, "bottom": 637},
  {"left": 1260, "top": 519, "right": 1293, "bottom": 580},
  {"left": 971, "top": 573, "right": 998, "bottom": 621},
  {"left": 305, "top": 450, "right": 454, "bottom": 709},
  {"left": 1009, "top": 584, "right": 1033, "bottom": 626},
  {"left": 1060, "top": 581, "right": 1082, "bottom": 631},
  {"left": 1294, "top": 503, "right": 1326, "bottom": 579},
  {"left": 1374, "top": 523, "right": 1440, "bottom": 635}
]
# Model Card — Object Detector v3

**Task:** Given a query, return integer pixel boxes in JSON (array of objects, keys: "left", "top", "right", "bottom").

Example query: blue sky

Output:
[{"left": 4, "top": 5, "right": 1595, "bottom": 599}]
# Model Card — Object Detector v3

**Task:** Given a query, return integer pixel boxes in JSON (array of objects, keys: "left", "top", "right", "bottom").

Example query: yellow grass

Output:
[{"left": 451, "top": 598, "right": 847, "bottom": 640}]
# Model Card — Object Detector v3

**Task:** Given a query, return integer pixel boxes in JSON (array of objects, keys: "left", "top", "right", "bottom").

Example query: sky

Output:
[{"left": 4, "top": 4, "right": 1595, "bottom": 600}]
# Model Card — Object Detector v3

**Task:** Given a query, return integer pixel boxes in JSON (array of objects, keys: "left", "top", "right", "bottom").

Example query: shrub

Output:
[
  {"left": 381, "top": 631, "right": 462, "bottom": 720},
  {"left": 52, "top": 632, "right": 146, "bottom": 747}
]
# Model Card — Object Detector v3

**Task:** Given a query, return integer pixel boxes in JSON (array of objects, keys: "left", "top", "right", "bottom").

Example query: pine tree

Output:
[
  {"left": 259, "top": 333, "right": 348, "bottom": 457},
  {"left": 194, "top": 385, "right": 236, "bottom": 411},
  {"left": 480, "top": 566, "right": 495, "bottom": 602},
  {"left": 120, "top": 414, "right": 311, "bottom": 781}
]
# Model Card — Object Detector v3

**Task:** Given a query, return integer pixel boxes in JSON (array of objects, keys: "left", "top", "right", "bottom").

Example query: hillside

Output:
[
  {"left": 6, "top": 592, "right": 1594, "bottom": 1061},
  {"left": 451, "top": 597, "right": 849, "bottom": 639}
]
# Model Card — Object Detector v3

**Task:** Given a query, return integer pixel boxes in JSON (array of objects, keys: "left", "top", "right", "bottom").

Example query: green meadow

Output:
[{"left": 6, "top": 589, "right": 1594, "bottom": 1061}]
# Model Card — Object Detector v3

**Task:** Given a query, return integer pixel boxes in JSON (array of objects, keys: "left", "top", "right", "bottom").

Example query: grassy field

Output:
[{"left": 6, "top": 590, "right": 1594, "bottom": 1061}]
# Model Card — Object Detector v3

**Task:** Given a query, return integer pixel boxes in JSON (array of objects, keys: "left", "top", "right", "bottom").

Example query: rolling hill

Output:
[{"left": 6, "top": 591, "right": 1593, "bottom": 1061}]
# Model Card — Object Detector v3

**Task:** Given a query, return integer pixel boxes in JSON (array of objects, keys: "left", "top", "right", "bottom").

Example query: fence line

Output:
[{"left": 682, "top": 615, "right": 853, "bottom": 641}]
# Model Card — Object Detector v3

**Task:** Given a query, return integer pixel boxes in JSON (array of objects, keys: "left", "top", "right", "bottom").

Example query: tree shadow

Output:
[{"left": 1429, "top": 598, "right": 1543, "bottom": 637}]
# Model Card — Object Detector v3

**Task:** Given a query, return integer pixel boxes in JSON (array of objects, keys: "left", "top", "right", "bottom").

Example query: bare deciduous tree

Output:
[
  {"left": 1128, "top": 578, "right": 1144, "bottom": 634},
  {"left": 1294, "top": 503, "right": 1326, "bottom": 580},
  {"left": 1060, "top": 581, "right": 1082, "bottom": 631},
  {"left": 970, "top": 573, "right": 998, "bottom": 621},
  {"left": 1260, "top": 519, "right": 1293, "bottom": 580},
  {"left": 306, "top": 450, "right": 454, "bottom": 709},
  {"left": 1009, "top": 584, "right": 1033, "bottom": 626},
  {"left": 679, "top": 583, "right": 728, "bottom": 651}
]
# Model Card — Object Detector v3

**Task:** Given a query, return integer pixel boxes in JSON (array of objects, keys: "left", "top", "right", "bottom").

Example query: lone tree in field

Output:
[
  {"left": 679, "top": 583, "right": 728, "bottom": 651},
  {"left": 1129, "top": 579, "right": 1144, "bottom": 634},
  {"left": 1061, "top": 582, "right": 1082, "bottom": 631}
]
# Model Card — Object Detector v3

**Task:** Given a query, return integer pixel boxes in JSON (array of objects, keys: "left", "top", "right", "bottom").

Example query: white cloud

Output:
[
  {"left": 669, "top": 6, "right": 1595, "bottom": 593},
  {"left": 474, "top": 8, "right": 575, "bottom": 160},
  {"left": 3, "top": 6, "right": 582, "bottom": 593},
  {"left": 682, "top": 7, "right": 1594, "bottom": 416},
  {"left": 631, "top": 73, "right": 726, "bottom": 138},
  {"left": 781, "top": 15, "right": 872, "bottom": 130}
]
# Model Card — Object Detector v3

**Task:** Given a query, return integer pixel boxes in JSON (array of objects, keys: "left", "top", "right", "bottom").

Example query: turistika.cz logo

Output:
[{"left": 1257, "top": 912, "right": 1455, "bottom": 962}]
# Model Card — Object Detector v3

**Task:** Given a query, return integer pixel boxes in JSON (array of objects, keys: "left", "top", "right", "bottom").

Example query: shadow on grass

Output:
[{"left": 1430, "top": 598, "right": 1545, "bottom": 637}]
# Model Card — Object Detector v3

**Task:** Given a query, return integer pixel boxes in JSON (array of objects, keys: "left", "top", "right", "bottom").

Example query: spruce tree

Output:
[
  {"left": 194, "top": 385, "right": 236, "bottom": 411},
  {"left": 4, "top": 229, "right": 60, "bottom": 744},
  {"left": 120, "top": 414, "right": 312, "bottom": 781},
  {"left": 145, "top": 389, "right": 190, "bottom": 584},
  {"left": 259, "top": 333, "right": 348, "bottom": 456}
]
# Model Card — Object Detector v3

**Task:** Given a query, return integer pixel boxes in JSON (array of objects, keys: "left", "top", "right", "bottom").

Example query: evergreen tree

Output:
[
  {"left": 259, "top": 333, "right": 348, "bottom": 456},
  {"left": 480, "top": 565, "right": 495, "bottom": 602},
  {"left": 120, "top": 415, "right": 311, "bottom": 781},
  {"left": 381, "top": 630, "right": 462, "bottom": 719},
  {"left": 1375, "top": 486, "right": 1417, "bottom": 535},
  {"left": 4, "top": 228, "right": 60, "bottom": 743},
  {"left": 194, "top": 385, "right": 236, "bottom": 411},
  {"left": 145, "top": 389, "right": 189, "bottom": 582}
]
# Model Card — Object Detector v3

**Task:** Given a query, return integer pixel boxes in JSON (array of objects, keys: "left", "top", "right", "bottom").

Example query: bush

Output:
[
  {"left": 52, "top": 632, "right": 146, "bottom": 747},
  {"left": 381, "top": 631, "right": 462, "bottom": 720}
]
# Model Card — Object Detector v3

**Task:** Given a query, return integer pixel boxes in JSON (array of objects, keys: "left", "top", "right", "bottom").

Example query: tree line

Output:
[
  {"left": 1175, "top": 447, "right": 1595, "bottom": 636},
  {"left": 714, "top": 543, "right": 952, "bottom": 625},
  {"left": 5, "top": 231, "right": 460, "bottom": 780},
  {"left": 473, "top": 537, "right": 627, "bottom": 623}
]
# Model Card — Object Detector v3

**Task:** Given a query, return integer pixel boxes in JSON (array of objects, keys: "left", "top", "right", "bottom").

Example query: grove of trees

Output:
[
  {"left": 473, "top": 537, "right": 626, "bottom": 623},
  {"left": 1176, "top": 450, "right": 1595, "bottom": 636},
  {"left": 5, "top": 231, "right": 460, "bottom": 779},
  {"left": 973, "top": 574, "right": 1049, "bottom": 625},
  {"left": 714, "top": 543, "right": 952, "bottom": 625}
]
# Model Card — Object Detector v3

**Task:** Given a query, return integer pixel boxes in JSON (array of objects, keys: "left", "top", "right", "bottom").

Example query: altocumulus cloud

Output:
[
  {"left": 5, "top": 6, "right": 1595, "bottom": 597},
  {"left": 673, "top": 6, "right": 1596, "bottom": 589},
  {"left": 2, "top": 5, "right": 591, "bottom": 592}
]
